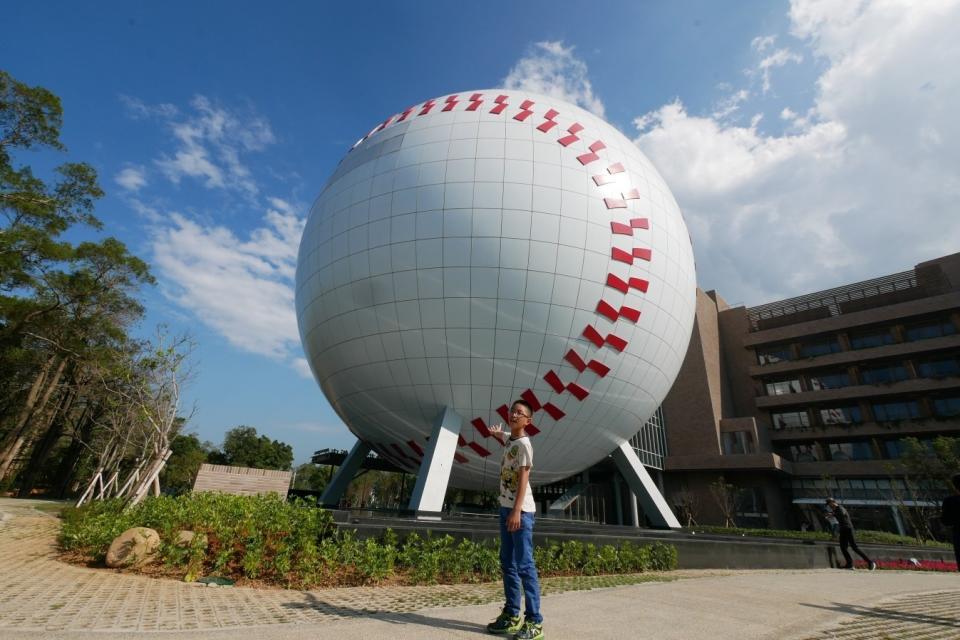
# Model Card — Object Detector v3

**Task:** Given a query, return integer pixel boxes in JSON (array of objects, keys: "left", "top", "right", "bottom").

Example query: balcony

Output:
[{"left": 768, "top": 416, "right": 960, "bottom": 442}]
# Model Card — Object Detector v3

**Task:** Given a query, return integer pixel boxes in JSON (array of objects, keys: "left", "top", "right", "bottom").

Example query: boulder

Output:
[
  {"left": 105, "top": 527, "right": 160, "bottom": 568},
  {"left": 174, "top": 530, "right": 208, "bottom": 549}
]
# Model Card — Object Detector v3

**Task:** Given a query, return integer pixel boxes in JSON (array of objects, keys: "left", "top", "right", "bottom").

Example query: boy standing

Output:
[{"left": 486, "top": 399, "right": 543, "bottom": 640}]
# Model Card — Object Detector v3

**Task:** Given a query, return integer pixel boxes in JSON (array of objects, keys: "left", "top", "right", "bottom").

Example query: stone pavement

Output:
[{"left": 1, "top": 498, "right": 959, "bottom": 640}]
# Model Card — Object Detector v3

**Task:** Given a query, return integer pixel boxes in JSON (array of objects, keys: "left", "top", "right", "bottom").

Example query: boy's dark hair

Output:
[
  {"left": 512, "top": 399, "right": 534, "bottom": 417},
  {"left": 952, "top": 474, "right": 960, "bottom": 492}
]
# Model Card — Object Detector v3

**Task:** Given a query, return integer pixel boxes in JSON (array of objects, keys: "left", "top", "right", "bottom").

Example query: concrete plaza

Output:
[{"left": 1, "top": 499, "right": 958, "bottom": 640}]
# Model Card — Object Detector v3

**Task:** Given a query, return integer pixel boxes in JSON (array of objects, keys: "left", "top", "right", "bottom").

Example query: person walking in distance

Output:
[
  {"left": 940, "top": 473, "right": 960, "bottom": 572},
  {"left": 826, "top": 497, "right": 876, "bottom": 570},
  {"left": 486, "top": 400, "right": 543, "bottom": 640}
]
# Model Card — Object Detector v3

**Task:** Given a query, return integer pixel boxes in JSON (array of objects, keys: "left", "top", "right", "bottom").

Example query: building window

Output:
[
  {"left": 800, "top": 338, "right": 842, "bottom": 358},
  {"left": 808, "top": 371, "right": 851, "bottom": 390},
  {"left": 872, "top": 400, "right": 921, "bottom": 421},
  {"left": 765, "top": 379, "right": 802, "bottom": 395},
  {"left": 772, "top": 410, "right": 810, "bottom": 429},
  {"left": 722, "top": 430, "right": 754, "bottom": 454},
  {"left": 757, "top": 345, "right": 793, "bottom": 365},
  {"left": 884, "top": 440, "right": 906, "bottom": 459},
  {"left": 828, "top": 442, "right": 875, "bottom": 461},
  {"left": 860, "top": 363, "right": 910, "bottom": 384},
  {"left": 905, "top": 320, "right": 956, "bottom": 342},
  {"left": 819, "top": 405, "right": 863, "bottom": 425},
  {"left": 933, "top": 396, "right": 960, "bottom": 417},
  {"left": 917, "top": 357, "right": 960, "bottom": 378},
  {"left": 789, "top": 444, "right": 820, "bottom": 462},
  {"left": 849, "top": 329, "right": 895, "bottom": 350}
]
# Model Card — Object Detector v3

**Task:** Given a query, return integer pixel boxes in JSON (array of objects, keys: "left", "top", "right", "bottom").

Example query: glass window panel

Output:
[
  {"left": 934, "top": 397, "right": 960, "bottom": 417},
  {"left": 872, "top": 400, "right": 921, "bottom": 421},
  {"left": 905, "top": 320, "right": 957, "bottom": 342},
  {"left": 861, "top": 363, "right": 910, "bottom": 384},
  {"left": 819, "top": 405, "right": 862, "bottom": 425},
  {"left": 757, "top": 345, "right": 793, "bottom": 365},
  {"left": 849, "top": 329, "right": 895, "bottom": 350},
  {"left": 766, "top": 379, "right": 802, "bottom": 395},
  {"left": 801, "top": 338, "right": 842, "bottom": 358},
  {"left": 918, "top": 358, "right": 960, "bottom": 378},
  {"left": 772, "top": 410, "right": 810, "bottom": 429},
  {"left": 808, "top": 371, "right": 851, "bottom": 390}
]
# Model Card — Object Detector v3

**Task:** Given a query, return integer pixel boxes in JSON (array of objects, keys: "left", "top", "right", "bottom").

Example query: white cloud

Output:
[
  {"left": 749, "top": 34, "right": 803, "bottom": 94},
  {"left": 634, "top": 0, "right": 960, "bottom": 305},
  {"left": 115, "top": 165, "right": 147, "bottom": 192},
  {"left": 503, "top": 41, "right": 605, "bottom": 117},
  {"left": 124, "top": 94, "right": 275, "bottom": 195},
  {"left": 150, "top": 199, "right": 306, "bottom": 366}
]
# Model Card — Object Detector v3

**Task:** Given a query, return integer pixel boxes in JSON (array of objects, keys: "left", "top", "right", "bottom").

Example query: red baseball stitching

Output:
[{"left": 350, "top": 92, "right": 654, "bottom": 463}]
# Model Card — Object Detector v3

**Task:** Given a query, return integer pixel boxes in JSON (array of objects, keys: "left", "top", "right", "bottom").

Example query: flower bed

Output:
[{"left": 854, "top": 558, "right": 958, "bottom": 572}]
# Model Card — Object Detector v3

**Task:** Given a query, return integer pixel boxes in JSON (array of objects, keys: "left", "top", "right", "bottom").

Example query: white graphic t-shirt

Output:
[{"left": 499, "top": 436, "right": 536, "bottom": 513}]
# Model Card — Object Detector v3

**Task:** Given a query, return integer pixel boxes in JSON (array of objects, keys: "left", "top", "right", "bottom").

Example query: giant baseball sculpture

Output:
[{"left": 296, "top": 90, "right": 696, "bottom": 525}]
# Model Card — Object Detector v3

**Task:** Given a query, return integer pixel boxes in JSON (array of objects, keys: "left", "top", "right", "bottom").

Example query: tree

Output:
[
  {"left": 160, "top": 432, "right": 209, "bottom": 494},
  {"left": 291, "top": 462, "right": 331, "bottom": 493},
  {"left": 0, "top": 70, "right": 155, "bottom": 496},
  {"left": 890, "top": 436, "right": 960, "bottom": 542},
  {"left": 212, "top": 426, "right": 293, "bottom": 471},
  {"left": 709, "top": 476, "right": 737, "bottom": 528}
]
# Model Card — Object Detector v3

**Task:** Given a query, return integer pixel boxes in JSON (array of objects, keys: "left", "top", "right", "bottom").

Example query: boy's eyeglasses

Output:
[{"left": 510, "top": 410, "right": 530, "bottom": 418}]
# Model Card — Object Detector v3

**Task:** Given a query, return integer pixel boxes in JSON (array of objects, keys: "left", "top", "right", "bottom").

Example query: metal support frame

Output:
[
  {"left": 407, "top": 406, "right": 462, "bottom": 515},
  {"left": 320, "top": 440, "right": 371, "bottom": 508},
  {"left": 611, "top": 441, "right": 680, "bottom": 529}
]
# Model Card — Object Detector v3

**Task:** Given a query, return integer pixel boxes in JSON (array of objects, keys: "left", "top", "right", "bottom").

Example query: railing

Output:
[{"left": 747, "top": 270, "right": 920, "bottom": 332}]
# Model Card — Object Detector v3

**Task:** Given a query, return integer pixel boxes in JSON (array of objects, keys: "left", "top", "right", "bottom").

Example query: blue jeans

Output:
[{"left": 499, "top": 506, "right": 542, "bottom": 623}]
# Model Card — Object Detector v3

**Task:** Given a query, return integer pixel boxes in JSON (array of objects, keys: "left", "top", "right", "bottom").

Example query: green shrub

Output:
[{"left": 61, "top": 494, "right": 678, "bottom": 588}]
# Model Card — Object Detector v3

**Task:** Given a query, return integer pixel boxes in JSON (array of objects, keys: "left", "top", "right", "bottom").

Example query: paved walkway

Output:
[{"left": 1, "top": 498, "right": 959, "bottom": 639}]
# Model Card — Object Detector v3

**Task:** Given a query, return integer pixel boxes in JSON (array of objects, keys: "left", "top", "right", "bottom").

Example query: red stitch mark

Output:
[
  {"left": 454, "top": 452, "right": 469, "bottom": 464},
  {"left": 390, "top": 443, "right": 413, "bottom": 461},
  {"left": 521, "top": 388, "right": 542, "bottom": 412},
  {"left": 611, "top": 247, "right": 634, "bottom": 264},
  {"left": 543, "top": 403, "right": 566, "bottom": 420},
  {"left": 629, "top": 277, "right": 650, "bottom": 292},
  {"left": 587, "top": 360, "right": 610, "bottom": 377},
  {"left": 407, "top": 440, "right": 424, "bottom": 457},
  {"left": 490, "top": 94, "right": 509, "bottom": 115},
  {"left": 633, "top": 248, "right": 652, "bottom": 261},
  {"left": 606, "top": 273, "right": 629, "bottom": 293},
  {"left": 619, "top": 306, "right": 641, "bottom": 323},
  {"left": 611, "top": 222, "right": 633, "bottom": 235},
  {"left": 607, "top": 162, "right": 625, "bottom": 174},
  {"left": 577, "top": 151, "right": 600, "bottom": 165},
  {"left": 604, "top": 198, "right": 627, "bottom": 209},
  {"left": 526, "top": 423, "right": 541, "bottom": 436},
  {"left": 537, "top": 108, "right": 559, "bottom": 132},
  {"left": 466, "top": 93, "right": 484, "bottom": 111},
  {"left": 544, "top": 370, "right": 565, "bottom": 393},
  {"left": 442, "top": 94, "right": 460, "bottom": 112},
  {"left": 557, "top": 123, "right": 583, "bottom": 146},
  {"left": 606, "top": 334, "right": 628, "bottom": 352},
  {"left": 566, "top": 382, "right": 589, "bottom": 401},
  {"left": 514, "top": 99, "right": 535, "bottom": 122},
  {"left": 564, "top": 349, "right": 587, "bottom": 372},
  {"left": 596, "top": 300, "right": 619, "bottom": 322},
  {"left": 458, "top": 434, "right": 467, "bottom": 447},
  {"left": 472, "top": 417, "right": 492, "bottom": 438},
  {"left": 630, "top": 217, "right": 649, "bottom": 229},
  {"left": 623, "top": 188, "right": 641, "bottom": 200},
  {"left": 396, "top": 106, "right": 415, "bottom": 122},
  {"left": 583, "top": 324, "right": 604, "bottom": 347},
  {"left": 374, "top": 115, "right": 395, "bottom": 133},
  {"left": 593, "top": 174, "right": 616, "bottom": 186},
  {"left": 468, "top": 441, "right": 492, "bottom": 457},
  {"left": 496, "top": 404, "right": 510, "bottom": 423},
  {"left": 419, "top": 100, "right": 436, "bottom": 116}
]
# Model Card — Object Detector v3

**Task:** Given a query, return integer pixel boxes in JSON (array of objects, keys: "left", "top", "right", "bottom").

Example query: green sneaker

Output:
[
  {"left": 486, "top": 608, "right": 522, "bottom": 634},
  {"left": 513, "top": 619, "right": 544, "bottom": 640}
]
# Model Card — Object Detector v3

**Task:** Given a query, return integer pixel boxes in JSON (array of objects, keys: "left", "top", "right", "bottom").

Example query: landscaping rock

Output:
[
  {"left": 174, "top": 530, "right": 207, "bottom": 549},
  {"left": 105, "top": 527, "right": 160, "bottom": 568}
]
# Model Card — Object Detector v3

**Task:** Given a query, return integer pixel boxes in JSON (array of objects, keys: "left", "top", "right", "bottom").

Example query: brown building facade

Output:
[{"left": 661, "top": 252, "right": 960, "bottom": 533}]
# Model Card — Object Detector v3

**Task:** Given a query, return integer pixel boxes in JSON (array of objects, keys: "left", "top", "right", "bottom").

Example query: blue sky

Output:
[{"left": 5, "top": 1, "right": 958, "bottom": 462}]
